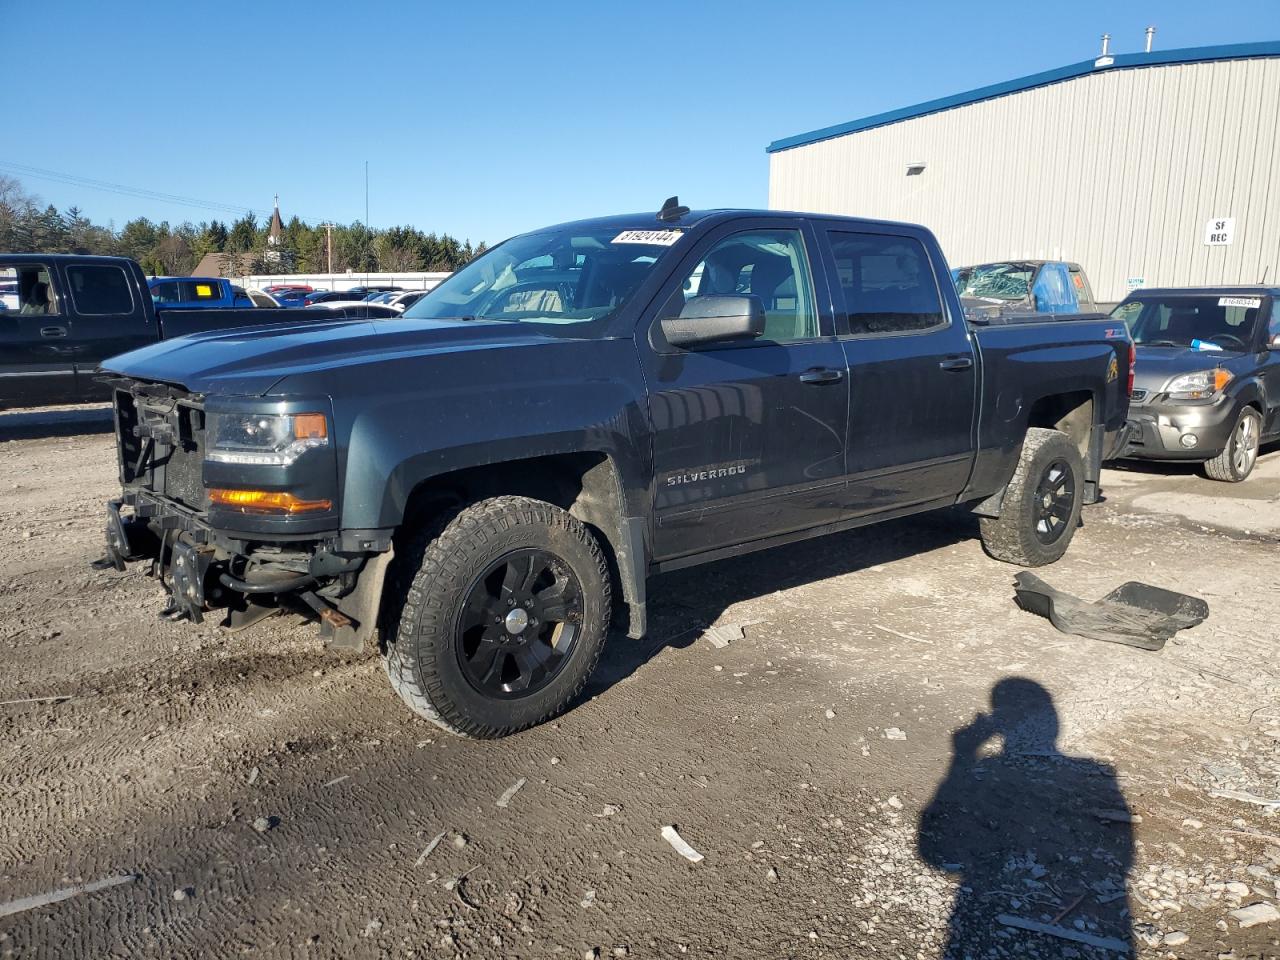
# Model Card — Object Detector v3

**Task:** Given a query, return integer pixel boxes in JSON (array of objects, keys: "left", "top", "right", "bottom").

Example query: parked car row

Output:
[
  {"left": 0, "top": 255, "right": 410, "bottom": 408},
  {"left": 948, "top": 261, "right": 1280, "bottom": 482}
]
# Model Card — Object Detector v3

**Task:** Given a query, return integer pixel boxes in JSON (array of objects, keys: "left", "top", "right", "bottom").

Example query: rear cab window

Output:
[
  {"left": 0, "top": 263, "right": 62, "bottom": 316},
  {"left": 67, "top": 264, "right": 135, "bottom": 315},
  {"left": 826, "top": 232, "right": 947, "bottom": 336}
]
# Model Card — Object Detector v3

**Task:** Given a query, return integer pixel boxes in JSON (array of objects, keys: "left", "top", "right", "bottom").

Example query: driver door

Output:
[{"left": 638, "top": 220, "right": 850, "bottom": 563}]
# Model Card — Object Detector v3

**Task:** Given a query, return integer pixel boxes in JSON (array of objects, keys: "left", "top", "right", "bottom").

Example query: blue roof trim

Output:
[{"left": 767, "top": 41, "right": 1280, "bottom": 154}]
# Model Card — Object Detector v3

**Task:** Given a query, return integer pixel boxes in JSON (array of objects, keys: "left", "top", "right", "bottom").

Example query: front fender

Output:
[{"left": 323, "top": 338, "right": 652, "bottom": 530}]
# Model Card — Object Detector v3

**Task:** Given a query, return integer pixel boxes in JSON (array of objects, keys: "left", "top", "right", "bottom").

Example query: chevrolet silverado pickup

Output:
[
  {"left": 0, "top": 254, "right": 386, "bottom": 408},
  {"left": 98, "top": 203, "right": 1133, "bottom": 738}
]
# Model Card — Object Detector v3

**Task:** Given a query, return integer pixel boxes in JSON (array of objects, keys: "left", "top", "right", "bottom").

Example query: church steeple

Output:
[{"left": 267, "top": 194, "right": 284, "bottom": 246}]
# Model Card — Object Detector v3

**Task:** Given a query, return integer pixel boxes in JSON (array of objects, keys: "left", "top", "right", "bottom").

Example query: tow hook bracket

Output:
[
  {"left": 298, "top": 590, "right": 361, "bottom": 651},
  {"left": 97, "top": 500, "right": 142, "bottom": 571},
  {"left": 164, "top": 538, "right": 213, "bottom": 624}
]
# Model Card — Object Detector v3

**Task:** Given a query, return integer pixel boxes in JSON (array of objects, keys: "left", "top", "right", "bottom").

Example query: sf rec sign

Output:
[{"left": 1204, "top": 217, "right": 1235, "bottom": 246}]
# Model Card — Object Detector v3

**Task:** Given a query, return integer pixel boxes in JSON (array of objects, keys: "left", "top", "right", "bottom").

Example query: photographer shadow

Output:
[{"left": 919, "top": 678, "right": 1135, "bottom": 958}]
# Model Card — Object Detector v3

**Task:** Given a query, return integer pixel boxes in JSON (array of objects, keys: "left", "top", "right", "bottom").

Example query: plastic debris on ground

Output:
[
  {"left": 1012, "top": 573, "right": 1208, "bottom": 651},
  {"left": 702, "top": 623, "right": 744, "bottom": 649},
  {"left": 661, "top": 825, "right": 704, "bottom": 863}
]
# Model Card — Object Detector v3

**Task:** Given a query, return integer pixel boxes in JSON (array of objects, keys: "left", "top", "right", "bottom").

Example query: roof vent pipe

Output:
[
  {"left": 1094, "top": 33, "right": 1114, "bottom": 68},
  {"left": 1145, "top": 26, "right": 1156, "bottom": 53}
]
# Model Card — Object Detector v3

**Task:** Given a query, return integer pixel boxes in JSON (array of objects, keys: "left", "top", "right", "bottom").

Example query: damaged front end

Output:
[{"left": 100, "top": 378, "right": 392, "bottom": 651}]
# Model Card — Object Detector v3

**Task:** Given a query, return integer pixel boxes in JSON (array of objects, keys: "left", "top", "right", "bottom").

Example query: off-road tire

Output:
[
  {"left": 1203, "top": 407, "right": 1261, "bottom": 483},
  {"left": 979, "top": 427, "right": 1085, "bottom": 567},
  {"left": 382, "top": 496, "right": 611, "bottom": 738}
]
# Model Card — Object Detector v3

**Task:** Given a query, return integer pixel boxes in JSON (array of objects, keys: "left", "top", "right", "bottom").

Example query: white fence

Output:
[{"left": 239, "top": 271, "right": 452, "bottom": 292}]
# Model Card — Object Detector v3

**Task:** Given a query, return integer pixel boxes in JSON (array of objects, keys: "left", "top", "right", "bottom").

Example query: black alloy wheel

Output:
[
  {"left": 1032, "top": 458, "right": 1076, "bottom": 545},
  {"left": 456, "top": 549, "right": 584, "bottom": 698}
]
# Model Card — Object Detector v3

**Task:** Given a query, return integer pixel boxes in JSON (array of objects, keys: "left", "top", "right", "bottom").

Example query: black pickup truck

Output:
[
  {"left": 98, "top": 204, "right": 1132, "bottom": 738},
  {"left": 0, "top": 253, "right": 378, "bottom": 409}
]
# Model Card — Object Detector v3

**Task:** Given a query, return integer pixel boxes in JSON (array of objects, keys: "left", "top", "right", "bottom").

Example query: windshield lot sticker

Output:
[
  {"left": 612, "top": 230, "right": 682, "bottom": 246},
  {"left": 1219, "top": 297, "right": 1261, "bottom": 309}
]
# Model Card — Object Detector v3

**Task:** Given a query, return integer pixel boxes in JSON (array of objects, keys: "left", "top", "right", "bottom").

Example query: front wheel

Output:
[
  {"left": 382, "top": 496, "right": 612, "bottom": 738},
  {"left": 1203, "top": 407, "right": 1261, "bottom": 482},
  {"left": 979, "top": 427, "right": 1086, "bottom": 566}
]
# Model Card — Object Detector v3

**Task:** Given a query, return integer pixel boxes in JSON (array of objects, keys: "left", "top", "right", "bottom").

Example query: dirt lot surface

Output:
[{"left": 2, "top": 411, "right": 1279, "bottom": 959}]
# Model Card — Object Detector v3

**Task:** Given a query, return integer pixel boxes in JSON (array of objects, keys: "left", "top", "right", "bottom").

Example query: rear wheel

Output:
[
  {"left": 980, "top": 427, "right": 1085, "bottom": 566},
  {"left": 382, "top": 496, "right": 611, "bottom": 738},
  {"left": 1203, "top": 407, "right": 1261, "bottom": 482}
]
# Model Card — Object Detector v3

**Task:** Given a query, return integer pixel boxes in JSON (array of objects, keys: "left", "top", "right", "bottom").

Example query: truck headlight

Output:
[
  {"left": 1164, "top": 369, "right": 1232, "bottom": 401},
  {"left": 206, "top": 412, "right": 329, "bottom": 466}
]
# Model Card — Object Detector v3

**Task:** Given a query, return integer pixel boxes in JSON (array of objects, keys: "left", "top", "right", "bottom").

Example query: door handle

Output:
[
  {"left": 799, "top": 367, "right": 844, "bottom": 385},
  {"left": 40, "top": 325, "right": 68, "bottom": 338},
  {"left": 939, "top": 356, "right": 973, "bottom": 371}
]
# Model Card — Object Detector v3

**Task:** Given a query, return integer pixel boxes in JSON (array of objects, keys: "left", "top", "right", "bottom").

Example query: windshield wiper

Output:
[{"left": 1139, "top": 339, "right": 1182, "bottom": 347}]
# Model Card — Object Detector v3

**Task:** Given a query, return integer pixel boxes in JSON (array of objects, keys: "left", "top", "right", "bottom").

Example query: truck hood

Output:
[
  {"left": 1132, "top": 344, "right": 1248, "bottom": 394},
  {"left": 100, "top": 317, "right": 576, "bottom": 396}
]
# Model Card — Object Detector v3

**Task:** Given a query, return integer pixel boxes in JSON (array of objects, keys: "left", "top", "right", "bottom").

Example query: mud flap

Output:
[
  {"left": 324, "top": 548, "right": 395, "bottom": 653},
  {"left": 1013, "top": 572, "right": 1208, "bottom": 651}
]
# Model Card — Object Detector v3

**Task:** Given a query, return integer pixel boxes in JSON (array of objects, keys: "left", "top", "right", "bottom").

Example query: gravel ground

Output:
[{"left": 1, "top": 411, "right": 1279, "bottom": 960}]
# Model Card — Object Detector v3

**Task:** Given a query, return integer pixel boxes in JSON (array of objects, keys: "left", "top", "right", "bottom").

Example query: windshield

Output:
[
  {"left": 1112, "top": 295, "right": 1265, "bottom": 350},
  {"left": 403, "top": 227, "right": 681, "bottom": 329},
  {"left": 952, "top": 263, "right": 1035, "bottom": 302}
]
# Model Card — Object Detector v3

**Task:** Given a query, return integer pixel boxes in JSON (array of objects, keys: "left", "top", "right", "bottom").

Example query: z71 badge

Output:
[{"left": 665, "top": 462, "right": 748, "bottom": 487}]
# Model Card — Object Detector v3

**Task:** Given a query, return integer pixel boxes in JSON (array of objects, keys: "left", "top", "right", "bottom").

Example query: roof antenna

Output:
[{"left": 657, "top": 196, "right": 690, "bottom": 222}]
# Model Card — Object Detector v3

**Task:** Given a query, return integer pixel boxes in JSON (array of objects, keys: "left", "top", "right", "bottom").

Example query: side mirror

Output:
[{"left": 660, "top": 295, "right": 765, "bottom": 348}]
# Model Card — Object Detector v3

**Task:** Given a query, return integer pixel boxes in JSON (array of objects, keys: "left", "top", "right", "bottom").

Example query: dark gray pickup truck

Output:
[
  {"left": 98, "top": 204, "right": 1132, "bottom": 738},
  {"left": 0, "top": 254, "right": 382, "bottom": 409}
]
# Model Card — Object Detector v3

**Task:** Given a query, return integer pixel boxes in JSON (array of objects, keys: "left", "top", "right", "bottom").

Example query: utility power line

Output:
[{"left": 0, "top": 159, "right": 339, "bottom": 227}]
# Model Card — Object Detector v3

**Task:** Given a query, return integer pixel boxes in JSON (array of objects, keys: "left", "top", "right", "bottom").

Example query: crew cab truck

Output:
[
  {"left": 149, "top": 275, "right": 254, "bottom": 309},
  {"left": 0, "top": 254, "right": 391, "bottom": 409},
  {"left": 98, "top": 205, "right": 1132, "bottom": 738},
  {"left": 1111, "top": 286, "right": 1280, "bottom": 482}
]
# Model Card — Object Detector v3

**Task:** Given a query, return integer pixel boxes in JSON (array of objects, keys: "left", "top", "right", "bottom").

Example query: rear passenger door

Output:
[
  {"left": 62, "top": 262, "right": 153, "bottom": 401},
  {"left": 820, "top": 228, "right": 978, "bottom": 514}
]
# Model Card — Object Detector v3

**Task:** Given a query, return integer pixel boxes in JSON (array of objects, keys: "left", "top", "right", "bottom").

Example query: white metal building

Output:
[{"left": 768, "top": 41, "right": 1280, "bottom": 303}]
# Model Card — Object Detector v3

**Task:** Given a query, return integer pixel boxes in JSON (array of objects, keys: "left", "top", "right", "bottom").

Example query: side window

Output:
[
  {"left": 151, "top": 281, "right": 181, "bottom": 303},
  {"left": 1268, "top": 303, "right": 1280, "bottom": 343},
  {"left": 67, "top": 265, "right": 134, "bottom": 315},
  {"left": 0, "top": 264, "right": 61, "bottom": 316},
  {"left": 828, "top": 232, "right": 945, "bottom": 335},
  {"left": 181, "top": 280, "right": 222, "bottom": 302},
  {"left": 1068, "top": 266, "right": 1093, "bottom": 307},
  {"left": 672, "top": 229, "right": 817, "bottom": 342}
]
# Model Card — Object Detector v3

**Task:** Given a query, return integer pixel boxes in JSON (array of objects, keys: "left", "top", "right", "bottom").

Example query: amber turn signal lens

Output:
[
  {"left": 208, "top": 488, "right": 332, "bottom": 514},
  {"left": 1213, "top": 369, "right": 1233, "bottom": 392},
  {"left": 293, "top": 413, "right": 328, "bottom": 440}
]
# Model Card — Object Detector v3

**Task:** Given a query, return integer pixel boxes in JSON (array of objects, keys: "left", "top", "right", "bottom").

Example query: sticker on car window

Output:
[
  {"left": 1219, "top": 296, "right": 1261, "bottom": 309},
  {"left": 612, "top": 230, "right": 682, "bottom": 246},
  {"left": 195, "top": 284, "right": 214, "bottom": 297}
]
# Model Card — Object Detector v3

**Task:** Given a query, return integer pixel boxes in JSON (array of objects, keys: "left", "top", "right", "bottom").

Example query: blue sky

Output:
[{"left": 3, "top": 0, "right": 1276, "bottom": 246}]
